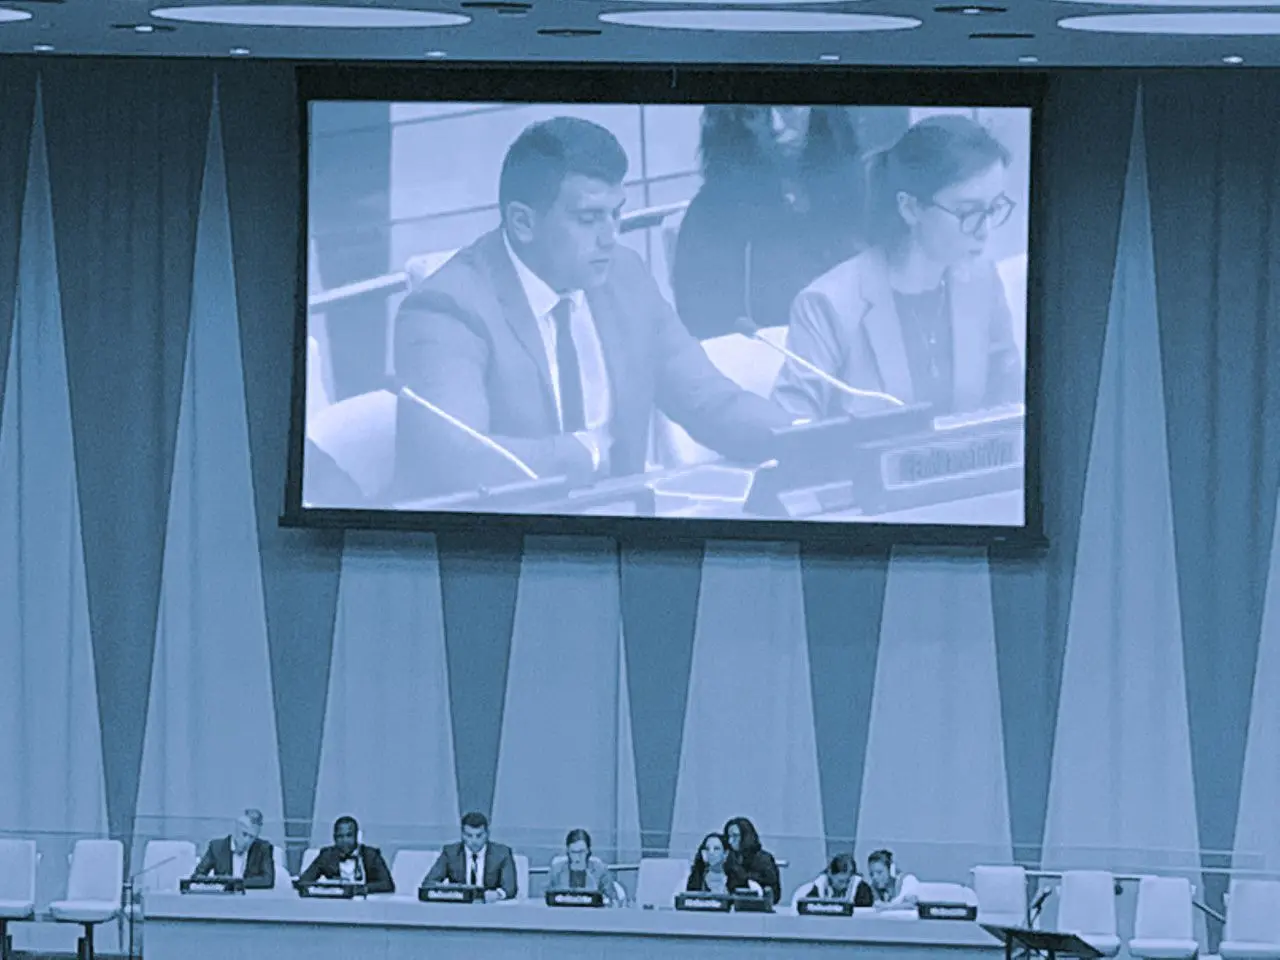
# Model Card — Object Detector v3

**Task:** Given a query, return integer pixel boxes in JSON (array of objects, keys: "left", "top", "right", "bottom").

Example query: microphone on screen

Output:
[
  {"left": 400, "top": 386, "right": 540, "bottom": 481},
  {"left": 732, "top": 317, "right": 905, "bottom": 408},
  {"left": 1028, "top": 886, "right": 1053, "bottom": 926}
]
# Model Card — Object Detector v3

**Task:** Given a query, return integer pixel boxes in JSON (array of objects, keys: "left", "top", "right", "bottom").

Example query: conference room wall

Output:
[{"left": 0, "top": 60, "right": 1278, "bottom": 913}]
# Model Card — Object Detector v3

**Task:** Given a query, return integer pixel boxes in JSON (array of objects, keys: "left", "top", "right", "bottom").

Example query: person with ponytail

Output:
[
  {"left": 671, "top": 106, "right": 865, "bottom": 339},
  {"left": 772, "top": 114, "right": 1024, "bottom": 422}
]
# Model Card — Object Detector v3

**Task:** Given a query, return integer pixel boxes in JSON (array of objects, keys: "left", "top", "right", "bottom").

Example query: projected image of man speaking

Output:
[{"left": 390, "top": 116, "right": 792, "bottom": 503}]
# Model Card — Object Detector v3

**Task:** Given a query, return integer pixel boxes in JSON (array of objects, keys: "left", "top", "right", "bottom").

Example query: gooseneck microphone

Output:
[
  {"left": 400, "top": 386, "right": 539, "bottom": 480},
  {"left": 732, "top": 317, "right": 905, "bottom": 408},
  {"left": 1028, "top": 885, "right": 1053, "bottom": 927}
]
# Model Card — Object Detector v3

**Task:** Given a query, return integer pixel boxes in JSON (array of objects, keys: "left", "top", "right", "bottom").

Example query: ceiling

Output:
[{"left": 2, "top": 0, "right": 1280, "bottom": 67}]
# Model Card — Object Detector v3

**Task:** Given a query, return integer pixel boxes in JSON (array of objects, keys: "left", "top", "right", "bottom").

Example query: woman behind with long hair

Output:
[
  {"left": 772, "top": 114, "right": 1024, "bottom": 421},
  {"left": 671, "top": 106, "right": 865, "bottom": 340},
  {"left": 723, "top": 817, "right": 782, "bottom": 904}
]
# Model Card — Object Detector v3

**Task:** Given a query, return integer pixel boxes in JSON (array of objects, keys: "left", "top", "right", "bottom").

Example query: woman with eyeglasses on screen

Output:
[
  {"left": 772, "top": 115, "right": 1024, "bottom": 422},
  {"left": 671, "top": 106, "right": 865, "bottom": 340}
]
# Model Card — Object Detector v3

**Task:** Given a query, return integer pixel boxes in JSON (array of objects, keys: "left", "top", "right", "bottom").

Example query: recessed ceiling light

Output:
[
  {"left": 936, "top": 4, "right": 1007, "bottom": 13},
  {"left": 135, "top": 23, "right": 156, "bottom": 33},
  {"left": 819, "top": 53, "right": 840, "bottom": 61},
  {"left": 150, "top": 4, "right": 471, "bottom": 28},
  {"left": 0, "top": 8, "right": 33, "bottom": 24},
  {"left": 33, "top": 42, "right": 55, "bottom": 52},
  {"left": 1222, "top": 53, "right": 1245, "bottom": 62},
  {"left": 1017, "top": 54, "right": 1039, "bottom": 62},
  {"left": 229, "top": 46, "right": 250, "bottom": 55},
  {"left": 537, "top": 26, "right": 602, "bottom": 36},
  {"left": 598, "top": 9, "right": 920, "bottom": 32},
  {"left": 576, "top": 0, "right": 852, "bottom": 4},
  {"left": 1059, "top": 12, "right": 1280, "bottom": 33},
  {"left": 425, "top": 49, "right": 448, "bottom": 58}
]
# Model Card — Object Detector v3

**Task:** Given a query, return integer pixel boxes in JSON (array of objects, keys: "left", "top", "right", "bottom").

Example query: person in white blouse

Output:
[{"left": 866, "top": 849, "right": 920, "bottom": 910}]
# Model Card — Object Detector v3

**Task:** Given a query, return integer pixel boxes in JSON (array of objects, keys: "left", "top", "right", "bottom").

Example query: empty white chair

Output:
[
  {"left": 391, "top": 850, "right": 440, "bottom": 898},
  {"left": 0, "top": 839, "right": 37, "bottom": 960},
  {"left": 972, "top": 865, "right": 1028, "bottom": 928},
  {"left": 1129, "top": 876, "right": 1199, "bottom": 960},
  {"left": 636, "top": 858, "right": 689, "bottom": 909},
  {"left": 136, "top": 840, "right": 198, "bottom": 896},
  {"left": 1057, "top": 870, "right": 1122, "bottom": 957},
  {"left": 300, "top": 848, "right": 321, "bottom": 874},
  {"left": 306, "top": 389, "right": 397, "bottom": 503},
  {"left": 916, "top": 882, "right": 979, "bottom": 906},
  {"left": 49, "top": 839, "right": 124, "bottom": 960},
  {"left": 1220, "top": 879, "right": 1280, "bottom": 960},
  {"left": 514, "top": 854, "right": 529, "bottom": 901},
  {"left": 270, "top": 846, "right": 292, "bottom": 893}
]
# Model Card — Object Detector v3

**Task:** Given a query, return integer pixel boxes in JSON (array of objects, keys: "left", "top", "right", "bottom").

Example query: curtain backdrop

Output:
[{"left": 0, "top": 62, "right": 1277, "bottom": 916}]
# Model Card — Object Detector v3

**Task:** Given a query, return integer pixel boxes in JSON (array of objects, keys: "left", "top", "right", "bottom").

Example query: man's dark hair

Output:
[
  {"left": 461, "top": 811, "right": 489, "bottom": 831},
  {"left": 334, "top": 815, "right": 358, "bottom": 834},
  {"left": 498, "top": 117, "right": 628, "bottom": 221},
  {"left": 868, "top": 849, "right": 894, "bottom": 869}
]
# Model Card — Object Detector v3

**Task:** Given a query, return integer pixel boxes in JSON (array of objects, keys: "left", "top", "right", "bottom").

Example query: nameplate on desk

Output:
[
  {"left": 732, "top": 893, "right": 773, "bottom": 913},
  {"left": 675, "top": 892, "right": 732, "bottom": 912},
  {"left": 546, "top": 889, "right": 605, "bottom": 908},
  {"left": 917, "top": 902, "right": 978, "bottom": 921},
  {"left": 797, "top": 898, "right": 854, "bottom": 916},
  {"left": 880, "top": 429, "right": 1023, "bottom": 492},
  {"left": 296, "top": 881, "right": 365, "bottom": 899},
  {"left": 180, "top": 877, "right": 245, "bottom": 895},
  {"left": 419, "top": 884, "right": 482, "bottom": 903}
]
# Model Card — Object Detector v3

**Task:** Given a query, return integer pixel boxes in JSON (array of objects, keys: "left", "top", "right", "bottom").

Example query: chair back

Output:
[
  {"left": 917, "top": 881, "right": 978, "bottom": 906},
  {"left": 0, "top": 839, "right": 37, "bottom": 904},
  {"left": 1225, "top": 879, "right": 1280, "bottom": 945},
  {"left": 1133, "top": 876, "right": 1194, "bottom": 941},
  {"left": 138, "top": 840, "right": 198, "bottom": 893},
  {"left": 272, "top": 846, "right": 291, "bottom": 891},
  {"left": 514, "top": 854, "right": 530, "bottom": 900},
  {"left": 391, "top": 850, "right": 439, "bottom": 897},
  {"left": 971, "top": 865, "right": 1028, "bottom": 927},
  {"left": 307, "top": 389, "right": 397, "bottom": 501},
  {"left": 67, "top": 840, "right": 124, "bottom": 904},
  {"left": 1058, "top": 870, "right": 1118, "bottom": 937},
  {"left": 636, "top": 858, "right": 689, "bottom": 908},
  {"left": 301, "top": 848, "right": 321, "bottom": 874}
]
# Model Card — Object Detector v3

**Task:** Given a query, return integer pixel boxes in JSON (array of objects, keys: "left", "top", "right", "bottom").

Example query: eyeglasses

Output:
[{"left": 925, "top": 193, "right": 1015, "bottom": 236}]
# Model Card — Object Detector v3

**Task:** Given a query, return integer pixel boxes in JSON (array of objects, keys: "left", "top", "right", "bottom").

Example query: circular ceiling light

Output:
[
  {"left": 1059, "top": 12, "right": 1280, "bottom": 33},
  {"left": 599, "top": 9, "right": 919, "bottom": 32},
  {"left": 0, "top": 7, "right": 33, "bottom": 23},
  {"left": 150, "top": 4, "right": 470, "bottom": 28}
]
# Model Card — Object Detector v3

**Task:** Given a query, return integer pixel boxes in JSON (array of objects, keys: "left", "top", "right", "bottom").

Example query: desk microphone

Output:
[
  {"left": 1028, "top": 886, "right": 1053, "bottom": 927},
  {"left": 400, "top": 387, "right": 539, "bottom": 481},
  {"left": 732, "top": 317, "right": 905, "bottom": 409}
]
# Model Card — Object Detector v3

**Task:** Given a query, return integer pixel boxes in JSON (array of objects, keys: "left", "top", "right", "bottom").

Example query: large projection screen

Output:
[{"left": 294, "top": 68, "right": 1042, "bottom": 542}]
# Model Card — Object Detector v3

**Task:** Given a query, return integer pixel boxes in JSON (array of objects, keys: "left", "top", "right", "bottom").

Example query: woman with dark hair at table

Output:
[
  {"left": 546, "top": 829, "right": 622, "bottom": 905},
  {"left": 773, "top": 115, "right": 1024, "bottom": 421},
  {"left": 685, "top": 832, "right": 746, "bottom": 895},
  {"left": 671, "top": 106, "right": 865, "bottom": 339},
  {"left": 791, "top": 852, "right": 875, "bottom": 908},
  {"left": 724, "top": 817, "right": 781, "bottom": 904}
]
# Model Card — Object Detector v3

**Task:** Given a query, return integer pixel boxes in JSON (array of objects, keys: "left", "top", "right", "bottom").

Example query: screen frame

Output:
[{"left": 286, "top": 62, "right": 1048, "bottom": 548}]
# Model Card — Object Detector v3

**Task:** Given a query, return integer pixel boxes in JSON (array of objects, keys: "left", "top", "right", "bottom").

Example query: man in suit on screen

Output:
[
  {"left": 392, "top": 115, "right": 793, "bottom": 500},
  {"left": 422, "top": 811, "right": 517, "bottom": 902},
  {"left": 298, "top": 815, "right": 395, "bottom": 893},
  {"left": 192, "top": 808, "right": 275, "bottom": 889}
]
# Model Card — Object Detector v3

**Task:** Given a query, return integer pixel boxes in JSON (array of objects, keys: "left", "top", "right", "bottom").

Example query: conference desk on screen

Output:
[
  {"left": 144, "top": 893, "right": 1004, "bottom": 960},
  {"left": 395, "top": 405, "right": 1026, "bottom": 524}
]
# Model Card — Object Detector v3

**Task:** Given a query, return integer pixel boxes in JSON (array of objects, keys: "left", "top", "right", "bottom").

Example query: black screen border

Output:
[{"left": 285, "top": 62, "right": 1048, "bottom": 549}]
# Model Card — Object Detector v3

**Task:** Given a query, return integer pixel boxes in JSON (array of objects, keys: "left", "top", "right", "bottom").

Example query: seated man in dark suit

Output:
[
  {"left": 297, "top": 816, "right": 394, "bottom": 894},
  {"left": 192, "top": 808, "right": 274, "bottom": 889},
  {"left": 422, "top": 811, "right": 517, "bottom": 903},
  {"left": 392, "top": 116, "right": 794, "bottom": 500}
]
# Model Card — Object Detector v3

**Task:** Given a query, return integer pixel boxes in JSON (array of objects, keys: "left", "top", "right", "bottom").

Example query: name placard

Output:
[
  {"left": 419, "top": 884, "right": 482, "bottom": 904},
  {"left": 797, "top": 898, "right": 854, "bottom": 917},
  {"left": 917, "top": 902, "right": 979, "bottom": 921},
  {"left": 546, "top": 889, "right": 605, "bottom": 908},
  {"left": 881, "top": 429, "right": 1024, "bottom": 491},
  {"left": 296, "top": 881, "right": 365, "bottom": 899},
  {"left": 675, "top": 892, "right": 732, "bottom": 912},
  {"left": 180, "top": 877, "right": 245, "bottom": 895}
]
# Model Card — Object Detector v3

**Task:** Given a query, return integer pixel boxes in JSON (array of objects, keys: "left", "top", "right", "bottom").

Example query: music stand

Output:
[{"left": 982, "top": 925, "right": 1103, "bottom": 960}]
